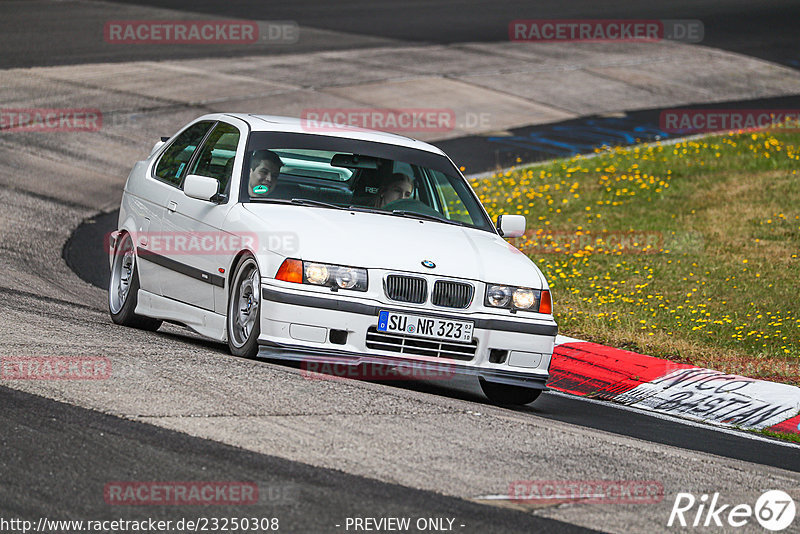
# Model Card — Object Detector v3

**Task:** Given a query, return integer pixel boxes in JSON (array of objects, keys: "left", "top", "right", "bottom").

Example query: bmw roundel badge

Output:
[{"left": 421, "top": 260, "right": 436, "bottom": 268}]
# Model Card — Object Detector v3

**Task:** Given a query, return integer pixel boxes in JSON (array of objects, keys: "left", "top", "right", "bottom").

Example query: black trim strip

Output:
[
  {"left": 478, "top": 318, "right": 556, "bottom": 336},
  {"left": 137, "top": 247, "right": 225, "bottom": 288},
  {"left": 261, "top": 287, "right": 557, "bottom": 336}
]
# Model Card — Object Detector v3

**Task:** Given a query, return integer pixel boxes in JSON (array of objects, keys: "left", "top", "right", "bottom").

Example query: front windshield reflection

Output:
[{"left": 244, "top": 147, "right": 492, "bottom": 231}]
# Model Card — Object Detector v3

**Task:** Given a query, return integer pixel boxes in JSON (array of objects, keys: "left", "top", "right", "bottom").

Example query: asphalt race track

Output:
[
  {"left": 3, "top": 1, "right": 800, "bottom": 533},
  {"left": 64, "top": 172, "right": 800, "bottom": 474},
  {"left": 3, "top": 0, "right": 798, "bottom": 68},
  {"left": 0, "top": 386, "right": 595, "bottom": 533}
]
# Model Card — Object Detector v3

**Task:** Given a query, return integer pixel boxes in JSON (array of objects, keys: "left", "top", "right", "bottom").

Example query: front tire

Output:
[
  {"left": 227, "top": 254, "right": 261, "bottom": 358},
  {"left": 108, "top": 232, "right": 162, "bottom": 331},
  {"left": 480, "top": 378, "right": 542, "bottom": 406}
]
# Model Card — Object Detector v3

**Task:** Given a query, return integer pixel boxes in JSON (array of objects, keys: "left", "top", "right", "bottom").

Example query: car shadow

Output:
[{"left": 151, "top": 324, "right": 542, "bottom": 413}]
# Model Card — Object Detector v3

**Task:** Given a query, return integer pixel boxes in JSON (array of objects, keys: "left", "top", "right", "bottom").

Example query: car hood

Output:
[{"left": 232, "top": 204, "right": 547, "bottom": 288}]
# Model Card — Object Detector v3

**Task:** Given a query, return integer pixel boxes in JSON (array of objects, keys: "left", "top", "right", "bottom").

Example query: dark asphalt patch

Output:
[
  {"left": 0, "top": 385, "right": 598, "bottom": 533},
  {"left": 4, "top": 0, "right": 799, "bottom": 69},
  {"left": 63, "top": 210, "right": 118, "bottom": 290},
  {"left": 369, "top": 377, "right": 800, "bottom": 473},
  {"left": 434, "top": 94, "right": 800, "bottom": 173}
]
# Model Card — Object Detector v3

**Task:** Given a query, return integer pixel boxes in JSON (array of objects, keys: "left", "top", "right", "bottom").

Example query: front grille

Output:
[
  {"left": 365, "top": 326, "right": 477, "bottom": 361},
  {"left": 431, "top": 280, "right": 474, "bottom": 308},
  {"left": 385, "top": 275, "right": 427, "bottom": 304}
]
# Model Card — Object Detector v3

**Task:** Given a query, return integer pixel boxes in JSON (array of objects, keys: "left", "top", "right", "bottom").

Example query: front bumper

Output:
[{"left": 258, "top": 283, "right": 557, "bottom": 389}]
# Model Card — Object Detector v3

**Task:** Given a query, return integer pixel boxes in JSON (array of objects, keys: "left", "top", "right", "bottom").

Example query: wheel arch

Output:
[
  {"left": 109, "top": 216, "right": 140, "bottom": 269},
  {"left": 227, "top": 249, "right": 257, "bottom": 295},
  {"left": 225, "top": 249, "right": 262, "bottom": 357}
]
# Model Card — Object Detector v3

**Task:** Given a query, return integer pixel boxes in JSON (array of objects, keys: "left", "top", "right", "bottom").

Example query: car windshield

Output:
[{"left": 241, "top": 132, "right": 494, "bottom": 232}]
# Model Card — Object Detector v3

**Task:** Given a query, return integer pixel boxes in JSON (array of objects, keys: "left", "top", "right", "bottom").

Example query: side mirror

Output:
[
  {"left": 497, "top": 214, "right": 526, "bottom": 238},
  {"left": 183, "top": 174, "right": 219, "bottom": 202}
]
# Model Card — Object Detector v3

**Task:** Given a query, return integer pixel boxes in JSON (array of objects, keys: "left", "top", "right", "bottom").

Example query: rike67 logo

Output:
[{"left": 668, "top": 490, "right": 796, "bottom": 531}]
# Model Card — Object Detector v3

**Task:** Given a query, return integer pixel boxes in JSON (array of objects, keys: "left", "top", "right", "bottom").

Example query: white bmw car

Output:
[{"left": 109, "top": 113, "right": 557, "bottom": 405}]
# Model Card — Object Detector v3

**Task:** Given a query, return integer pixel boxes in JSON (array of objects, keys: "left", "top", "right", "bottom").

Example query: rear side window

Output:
[
  {"left": 154, "top": 121, "right": 214, "bottom": 186},
  {"left": 188, "top": 122, "right": 240, "bottom": 194}
]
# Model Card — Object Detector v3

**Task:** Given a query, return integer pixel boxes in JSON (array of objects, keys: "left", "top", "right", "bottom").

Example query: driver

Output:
[
  {"left": 248, "top": 150, "right": 283, "bottom": 196},
  {"left": 376, "top": 172, "right": 414, "bottom": 208}
]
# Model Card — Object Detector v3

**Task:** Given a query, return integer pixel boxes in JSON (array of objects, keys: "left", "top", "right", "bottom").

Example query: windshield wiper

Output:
[
  {"left": 249, "top": 197, "right": 346, "bottom": 210},
  {"left": 390, "top": 210, "right": 466, "bottom": 227},
  {"left": 289, "top": 198, "right": 346, "bottom": 210},
  {"left": 347, "top": 205, "right": 385, "bottom": 214}
]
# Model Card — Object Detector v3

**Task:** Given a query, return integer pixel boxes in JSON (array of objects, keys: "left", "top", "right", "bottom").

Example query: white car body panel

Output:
[
  {"left": 237, "top": 203, "right": 547, "bottom": 288},
  {"left": 259, "top": 281, "right": 554, "bottom": 379},
  {"left": 135, "top": 289, "right": 227, "bottom": 341},
  {"left": 112, "top": 113, "right": 558, "bottom": 392}
]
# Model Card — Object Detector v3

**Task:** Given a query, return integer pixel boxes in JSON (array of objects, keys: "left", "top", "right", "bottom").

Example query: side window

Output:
[
  {"left": 154, "top": 121, "right": 214, "bottom": 186},
  {"left": 429, "top": 170, "right": 476, "bottom": 224},
  {"left": 188, "top": 123, "right": 240, "bottom": 193}
]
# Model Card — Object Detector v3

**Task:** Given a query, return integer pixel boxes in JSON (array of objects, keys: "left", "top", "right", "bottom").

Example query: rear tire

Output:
[
  {"left": 227, "top": 254, "right": 261, "bottom": 358},
  {"left": 108, "top": 232, "right": 162, "bottom": 331},
  {"left": 480, "top": 378, "right": 542, "bottom": 406}
]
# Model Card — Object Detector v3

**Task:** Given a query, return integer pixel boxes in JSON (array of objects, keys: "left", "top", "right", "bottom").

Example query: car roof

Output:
[{"left": 216, "top": 113, "right": 448, "bottom": 156}]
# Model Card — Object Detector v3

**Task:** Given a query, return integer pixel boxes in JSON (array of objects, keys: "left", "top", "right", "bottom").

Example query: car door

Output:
[
  {"left": 160, "top": 121, "right": 242, "bottom": 311},
  {"left": 137, "top": 120, "right": 216, "bottom": 296}
]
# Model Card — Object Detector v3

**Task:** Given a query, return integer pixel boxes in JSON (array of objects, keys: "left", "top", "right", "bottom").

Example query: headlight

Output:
[
  {"left": 512, "top": 288, "right": 536, "bottom": 309},
  {"left": 276, "top": 259, "right": 368, "bottom": 292},
  {"left": 304, "top": 263, "right": 330, "bottom": 285},
  {"left": 333, "top": 267, "right": 361, "bottom": 289},
  {"left": 486, "top": 284, "right": 550, "bottom": 313},
  {"left": 486, "top": 285, "right": 512, "bottom": 307}
]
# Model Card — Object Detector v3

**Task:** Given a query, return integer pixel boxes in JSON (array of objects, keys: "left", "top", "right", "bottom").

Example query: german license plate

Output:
[{"left": 377, "top": 310, "right": 473, "bottom": 343}]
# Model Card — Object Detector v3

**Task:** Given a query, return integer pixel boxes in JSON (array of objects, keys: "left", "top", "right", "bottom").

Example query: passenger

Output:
[
  {"left": 248, "top": 150, "right": 283, "bottom": 196},
  {"left": 376, "top": 172, "right": 414, "bottom": 208}
]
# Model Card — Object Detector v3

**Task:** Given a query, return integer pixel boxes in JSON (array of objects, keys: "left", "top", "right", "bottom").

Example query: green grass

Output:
[
  {"left": 471, "top": 128, "right": 800, "bottom": 385},
  {"left": 756, "top": 428, "right": 800, "bottom": 444}
]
